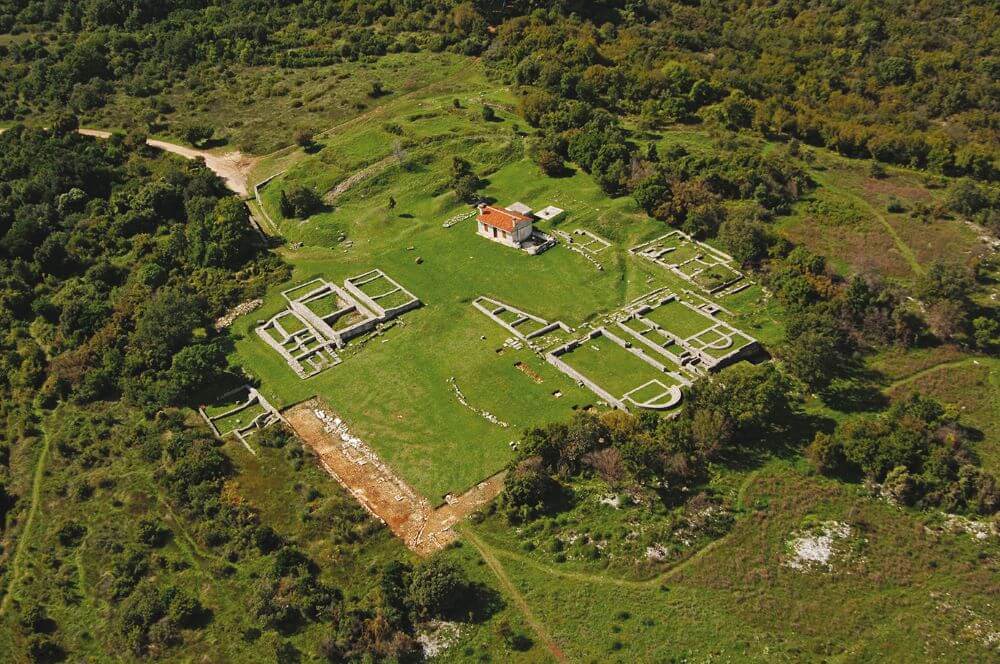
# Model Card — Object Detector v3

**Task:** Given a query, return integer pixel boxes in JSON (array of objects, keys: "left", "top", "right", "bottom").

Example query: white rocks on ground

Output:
[
  {"left": 416, "top": 620, "right": 463, "bottom": 658},
  {"left": 214, "top": 299, "right": 262, "bottom": 331},
  {"left": 784, "top": 521, "right": 853, "bottom": 571}
]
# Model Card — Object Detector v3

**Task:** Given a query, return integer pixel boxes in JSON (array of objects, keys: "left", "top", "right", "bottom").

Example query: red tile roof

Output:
[{"left": 477, "top": 205, "right": 532, "bottom": 233}]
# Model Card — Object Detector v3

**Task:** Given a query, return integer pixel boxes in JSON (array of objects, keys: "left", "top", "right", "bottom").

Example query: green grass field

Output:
[
  {"left": 465, "top": 458, "right": 1000, "bottom": 662},
  {"left": 228, "top": 62, "right": 778, "bottom": 502}
]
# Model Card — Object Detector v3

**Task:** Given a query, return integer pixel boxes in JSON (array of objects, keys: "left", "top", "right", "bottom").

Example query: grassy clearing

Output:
[
  {"left": 773, "top": 151, "right": 987, "bottom": 284},
  {"left": 231, "top": 63, "right": 775, "bottom": 501},
  {"left": 83, "top": 52, "right": 473, "bottom": 155},
  {"left": 644, "top": 300, "right": 715, "bottom": 339},
  {"left": 467, "top": 461, "right": 1000, "bottom": 662},
  {"left": 212, "top": 403, "right": 266, "bottom": 435},
  {"left": 202, "top": 390, "right": 251, "bottom": 419}
]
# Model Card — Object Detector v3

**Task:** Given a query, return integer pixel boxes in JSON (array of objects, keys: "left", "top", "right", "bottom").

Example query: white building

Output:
[{"left": 476, "top": 204, "right": 535, "bottom": 248}]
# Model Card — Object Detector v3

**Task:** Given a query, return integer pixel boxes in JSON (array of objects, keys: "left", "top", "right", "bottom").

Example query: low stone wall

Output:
[
  {"left": 256, "top": 325, "right": 309, "bottom": 377},
  {"left": 382, "top": 297, "right": 423, "bottom": 319},
  {"left": 545, "top": 351, "right": 627, "bottom": 411},
  {"left": 290, "top": 301, "right": 344, "bottom": 347},
  {"left": 472, "top": 296, "right": 570, "bottom": 342},
  {"left": 546, "top": 327, "right": 690, "bottom": 412},
  {"left": 614, "top": 319, "right": 690, "bottom": 371},
  {"left": 523, "top": 230, "right": 556, "bottom": 255},
  {"left": 343, "top": 269, "right": 421, "bottom": 321},
  {"left": 343, "top": 279, "right": 387, "bottom": 318},
  {"left": 259, "top": 270, "right": 421, "bottom": 380}
]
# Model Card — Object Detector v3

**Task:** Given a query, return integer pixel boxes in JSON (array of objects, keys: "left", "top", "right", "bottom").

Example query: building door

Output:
[{"left": 492, "top": 227, "right": 497, "bottom": 238}]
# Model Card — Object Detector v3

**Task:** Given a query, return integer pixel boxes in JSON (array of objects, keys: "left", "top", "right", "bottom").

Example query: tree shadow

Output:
[
  {"left": 200, "top": 136, "right": 229, "bottom": 149},
  {"left": 456, "top": 582, "right": 505, "bottom": 623},
  {"left": 546, "top": 164, "right": 577, "bottom": 178},
  {"left": 188, "top": 606, "right": 215, "bottom": 630},
  {"left": 820, "top": 361, "right": 890, "bottom": 413},
  {"left": 820, "top": 378, "right": 889, "bottom": 413}
]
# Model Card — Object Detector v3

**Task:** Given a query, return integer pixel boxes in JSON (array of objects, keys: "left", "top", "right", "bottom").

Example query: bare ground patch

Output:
[{"left": 285, "top": 398, "right": 504, "bottom": 555}]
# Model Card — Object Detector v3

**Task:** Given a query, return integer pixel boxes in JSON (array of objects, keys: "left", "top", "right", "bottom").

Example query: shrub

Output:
[
  {"left": 500, "top": 458, "right": 564, "bottom": 523},
  {"left": 293, "top": 129, "right": 314, "bottom": 148},
  {"left": 536, "top": 149, "right": 567, "bottom": 176},
  {"left": 806, "top": 432, "right": 848, "bottom": 476},
  {"left": 279, "top": 185, "right": 323, "bottom": 218},
  {"left": 183, "top": 124, "right": 214, "bottom": 147},
  {"left": 407, "top": 557, "right": 470, "bottom": 619}
]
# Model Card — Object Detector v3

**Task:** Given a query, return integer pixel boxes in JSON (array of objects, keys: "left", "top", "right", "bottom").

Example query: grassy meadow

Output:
[
  {"left": 463, "top": 459, "right": 999, "bottom": 662},
  {"left": 231, "top": 64, "right": 770, "bottom": 501},
  {"left": 81, "top": 52, "right": 475, "bottom": 155},
  {"left": 213, "top": 59, "right": 1000, "bottom": 662}
]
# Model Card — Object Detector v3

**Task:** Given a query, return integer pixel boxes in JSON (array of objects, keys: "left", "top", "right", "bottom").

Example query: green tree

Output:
[
  {"left": 781, "top": 328, "right": 844, "bottom": 392},
  {"left": 719, "top": 216, "right": 768, "bottom": 265},
  {"left": 499, "top": 458, "right": 563, "bottom": 523},
  {"left": 972, "top": 316, "right": 999, "bottom": 352},
  {"left": 407, "top": 557, "right": 470, "bottom": 619},
  {"left": 183, "top": 124, "right": 214, "bottom": 147}
]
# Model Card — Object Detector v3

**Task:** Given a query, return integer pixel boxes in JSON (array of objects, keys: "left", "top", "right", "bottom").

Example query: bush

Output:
[
  {"left": 536, "top": 149, "right": 567, "bottom": 176},
  {"left": 500, "top": 461, "right": 565, "bottom": 523},
  {"left": 407, "top": 557, "right": 470, "bottom": 619},
  {"left": 279, "top": 185, "right": 323, "bottom": 218},
  {"left": 183, "top": 124, "right": 214, "bottom": 147},
  {"left": 293, "top": 129, "right": 314, "bottom": 148},
  {"left": 25, "top": 634, "right": 63, "bottom": 663},
  {"left": 806, "top": 432, "right": 847, "bottom": 476}
]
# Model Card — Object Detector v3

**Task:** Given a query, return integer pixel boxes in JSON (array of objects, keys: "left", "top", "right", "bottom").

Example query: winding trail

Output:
[
  {"left": 461, "top": 470, "right": 762, "bottom": 660},
  {"left": 463, "top": 528, "right": 568, "bottom": 662},
  {"left": 78, "top": 129, "right": 251, "bottom": 196},
  {"left": 0, "top": 433, "right": 51, "bottom": 615},
  {"left": 1, "top": 127, "right": 251, "bottom": 195},
  {"left": 883, "top": 357, "right": 982, "bottom": 393},
  {"left": 811, "top": 171, "right": 924, "bottom": 276}
]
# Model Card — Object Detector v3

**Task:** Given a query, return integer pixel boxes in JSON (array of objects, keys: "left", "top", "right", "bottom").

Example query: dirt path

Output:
[
  {"left": 884, "top": 357, "right": 982, "bottom": 393},
  {"left": 284, "top": 399, "right": 504, "bottom": 555},
  {"left": 464, "top": 528, "right": 568, "bottom": 663},
  {"left": 0, "top": 434, "right": 51, "bottom": 615},
  {"left": 812, "top": 171, "right": 924, "bottom": 276},
  {"left": 458, "top": 471, "right": 763, "bottom": 662},
  {"left": 78, "top": 129, "right": 252, "bottom": 196}
]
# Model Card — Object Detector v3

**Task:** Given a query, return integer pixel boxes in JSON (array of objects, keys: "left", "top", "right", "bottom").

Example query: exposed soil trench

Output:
[
  {"left": 78, "top": 129, "right": 254, "bottom": 196},
  {"left": 284, "top": 399, "right": 504, "bottom": 555}
]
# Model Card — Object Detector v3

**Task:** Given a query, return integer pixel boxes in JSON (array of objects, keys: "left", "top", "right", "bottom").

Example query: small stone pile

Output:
[
  {"left": 314, "top": 408, "right": 363, "bottom": 447},
  {"left": 214, "top": 299, "right": 263, "bottom": 331},
  {"left": 442, "top": 210, "right": 477, "bottom": 228}
]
